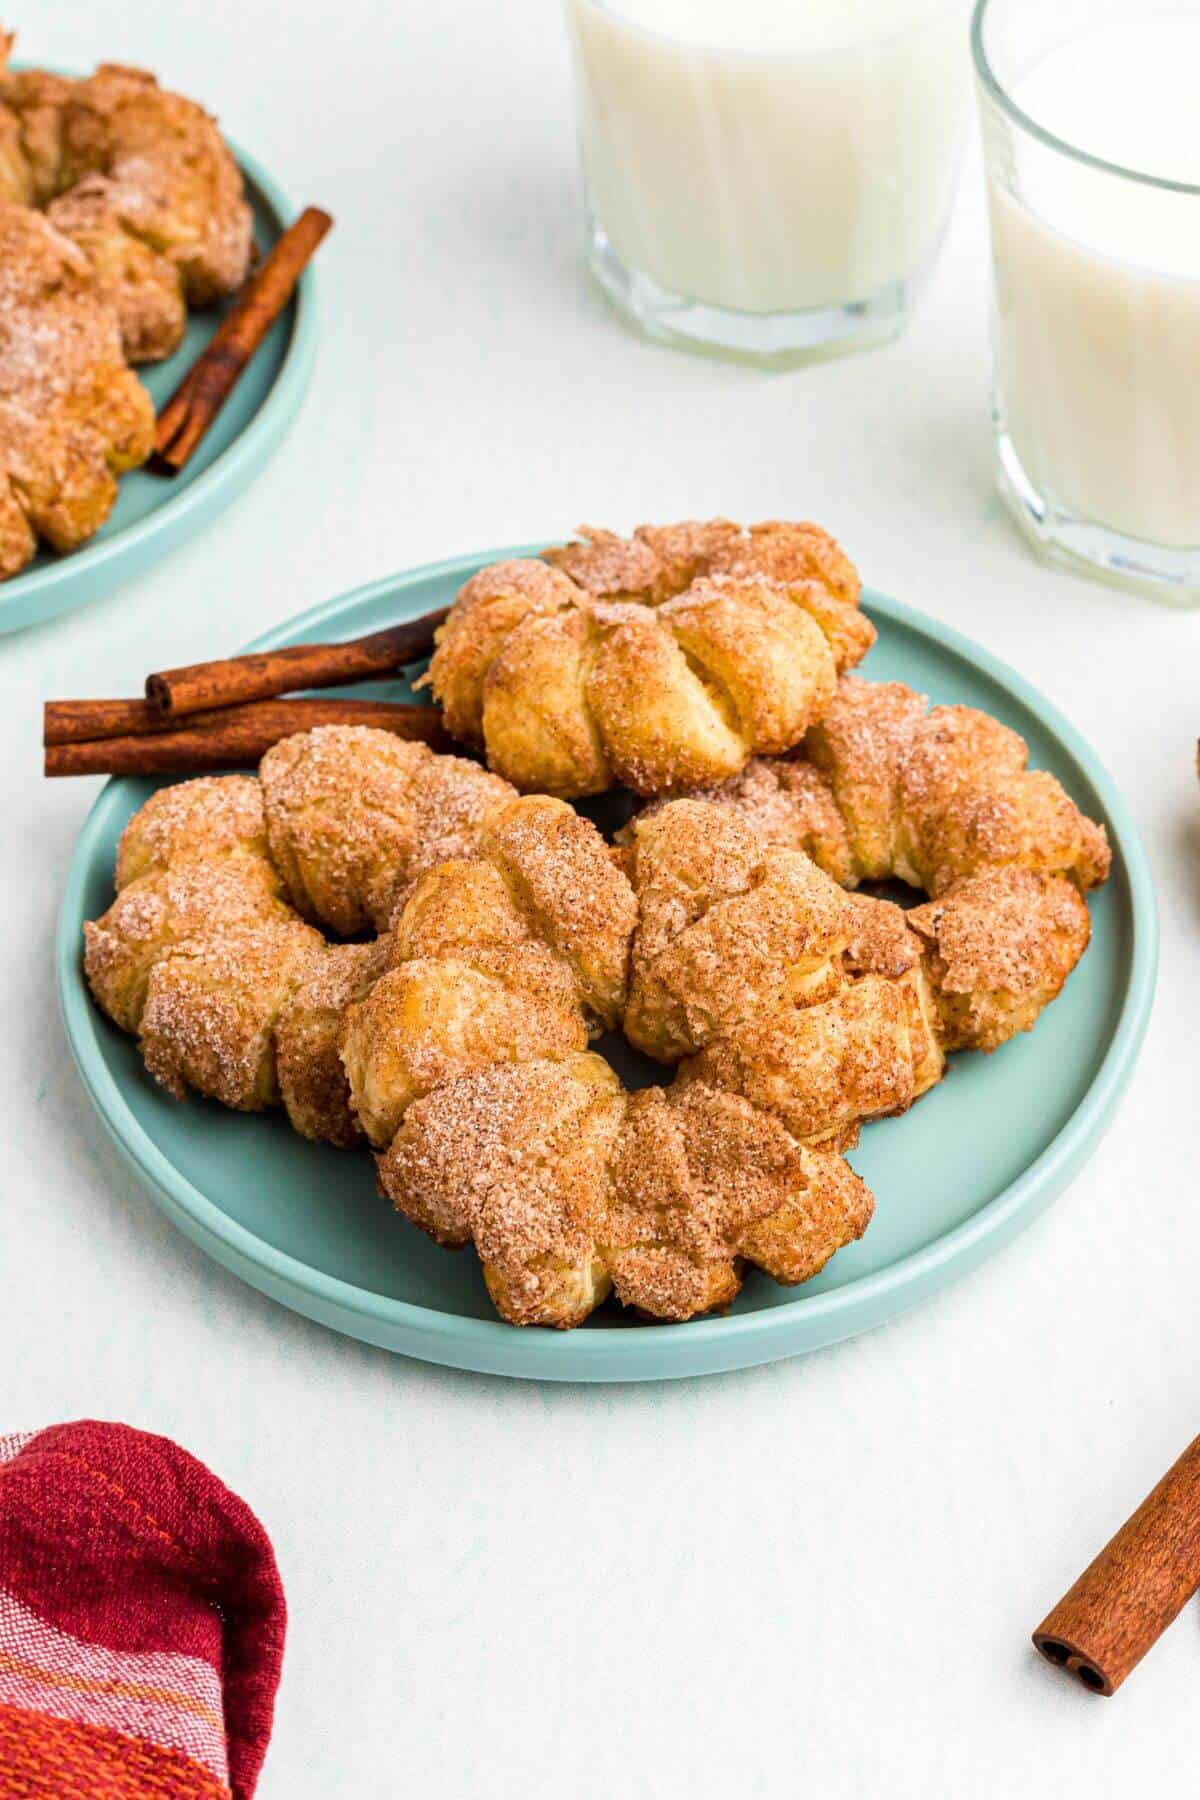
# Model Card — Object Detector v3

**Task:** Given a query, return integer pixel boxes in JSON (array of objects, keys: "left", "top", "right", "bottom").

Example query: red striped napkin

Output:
[{"left": 0, "top": 1421, "right": 286, "bottom": 1797}]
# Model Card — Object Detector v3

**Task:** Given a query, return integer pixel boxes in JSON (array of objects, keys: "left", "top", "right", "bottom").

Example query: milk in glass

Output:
[
  {"left": 990, "top": 20, "right": 1200, "bottom": 552},
  {"left": 565, "top": 0, "right": 971, "bottom": 355}
]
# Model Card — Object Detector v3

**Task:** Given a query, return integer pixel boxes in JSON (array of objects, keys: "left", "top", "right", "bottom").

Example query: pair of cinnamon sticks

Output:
[{"left": 44, "top": 609, "right": 450, "bottom": 777}]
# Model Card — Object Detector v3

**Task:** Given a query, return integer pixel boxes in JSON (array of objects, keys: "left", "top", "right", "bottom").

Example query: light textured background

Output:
[{"left": 6, "top": 3, "right": 1199, "bottom": 1795}]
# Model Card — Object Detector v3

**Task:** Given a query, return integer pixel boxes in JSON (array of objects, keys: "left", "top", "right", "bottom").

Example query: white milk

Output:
[
  {"left": 990, "top": 20, "right": 1200, "bottom": 549},
  {"left": 566, "top": 0, "right": 971, "bottom": 314}
]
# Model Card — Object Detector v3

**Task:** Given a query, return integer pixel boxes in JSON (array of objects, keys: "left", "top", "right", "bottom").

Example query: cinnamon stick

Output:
[
  {"left": 44, "top": 698, "right": 447, "bottom": 777},
  {"left": 1033, "top": 1433, "right": 1200, "bottom": 1695},
  {"left": 145, "top": 611, "right": 447, "bottom": 718},
  {"left": 45, "top": 693, "right": 450, "bottom": 748},
  {"left": 150, "top": 206, "right": 333, "bottom": 476},
  {"left": 45, "top": 698, "right": 163, "bottom": 746}
]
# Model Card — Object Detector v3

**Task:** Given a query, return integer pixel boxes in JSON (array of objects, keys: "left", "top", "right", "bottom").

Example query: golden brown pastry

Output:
[
  {"left": 683, "top": 676, "right": 1110, "bottom": 897},
  {"left": 383, "top": 1056, "right": 873, "bottom": 1327},
  {"left": 275, "top": 940, "right": 394, "bottom": 1145},
  {"left": 906, "top": 867, "right": 1092, "bottom": 1054},
  {"left": 1, "top": 55, "right": 252, "bottom": 362},
  {"left": 0, "top": 36, "right": 253, "bottom": 577},
  {"left": 647, "top": 666, "right": 1110, "bottom": 1064},
  {"left": 83, "top": 706, "right": 1109, "bottom": 1329},
  {"left": 425, "top": 520, "right": 875, "bottom": 798},
  {"left": 83, "top": 855, "right": 289, "bottom": 1035},
  {"left": 45, "top": 175, "right": 187, "bottom": 364},
  {"left": 341, "top": 795, "right": 633, "bottom": 1147},
  {"left": 623, "top": 798, "right": 848, "bottom": 1061},
  {"left": 139, "top": 918, "right": 322, "bottom": 1110},
  {"left": 259, "top": 727, "right": 514, "bottom": 935},
  {"left": 630, "top": 795, "right": 1086, "bottom": 1052},
  {"left": 114, "top": 773, "right": 268, "bottom": 889},
  {"left": 0, "top": 200, "right": 154, "bottom": 581}
]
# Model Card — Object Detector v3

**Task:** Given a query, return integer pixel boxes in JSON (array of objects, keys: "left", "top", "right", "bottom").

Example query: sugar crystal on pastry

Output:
[{"left": 84, "top": 600, "right": 1111, "bottom": 1328}]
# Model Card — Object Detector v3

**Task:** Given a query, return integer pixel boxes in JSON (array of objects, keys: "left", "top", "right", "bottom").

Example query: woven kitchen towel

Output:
[{"left": 0, "top": 1421, "right": 286, "bottom": 1797}]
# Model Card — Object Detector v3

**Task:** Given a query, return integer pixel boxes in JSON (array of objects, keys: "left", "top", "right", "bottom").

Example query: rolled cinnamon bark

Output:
[
  {"left": 145, "top": 612, "right": 447, "bottom": 718},
  {"left": 45, "top": 698, "right": 448, "bottom": 777},
  {"left": 1033, "top": 1433, "right": 1200, "bottom": 1695},
  {"left": 150, "top": 206, "right": 333, "bottom": 475},
  {"left": 45, "top": 698, "right": 161, "bottom": 746}
]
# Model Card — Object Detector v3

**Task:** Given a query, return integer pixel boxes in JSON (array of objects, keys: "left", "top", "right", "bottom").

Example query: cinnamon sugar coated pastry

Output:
[
  {"left": 84, "top": 699, "right": 1110, "bottom": 1328},
  {"left": 0, "top": 32, "right": 253, "bottom": 578},
  {"left": 659, "top": 675, "right": 1110, "bottom": 896},
  {"left": 0, "top": 49, "right": 252, "bottom": 356},
  {"left": 259, "top": 727, "right": 514, "bottom": 934},
  {"left": 114, "top": 774, "right": 268, "bottom": 888},
  {"left": 426, "top": 519, "right": 875, "bottom": 797},
  {"left": 0, "top": 201, "right": 154, "bottom": 581}
]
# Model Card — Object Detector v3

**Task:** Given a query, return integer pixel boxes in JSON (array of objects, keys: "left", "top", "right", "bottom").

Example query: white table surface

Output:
[{"left": 7, "top": 3, "right": 1199, "bottom": 1794}]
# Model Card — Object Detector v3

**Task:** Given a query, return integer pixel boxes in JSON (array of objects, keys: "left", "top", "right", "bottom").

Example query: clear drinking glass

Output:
[
  {"left": 974, "top": 0, "right": 1200, "bottom": 603},
  {"left": 563, "top": 0, "right": 972, "bottom": 365}
]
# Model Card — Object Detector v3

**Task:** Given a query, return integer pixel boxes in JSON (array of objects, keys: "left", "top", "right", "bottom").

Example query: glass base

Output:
[
  {"left": 994, "top": 426, "right": 1200, "bottom": 607},
  {"left": 586, "top": 220, "right": 915, "bottom": 368}
]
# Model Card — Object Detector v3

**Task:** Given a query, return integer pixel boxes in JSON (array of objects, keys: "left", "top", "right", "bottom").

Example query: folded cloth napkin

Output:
[{"left": 0, "top": 1421, "right": 286, "bottom": 1797}]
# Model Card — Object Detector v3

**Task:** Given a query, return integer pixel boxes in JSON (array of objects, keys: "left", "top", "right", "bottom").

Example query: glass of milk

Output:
[
  {"left": 563, "top": 0, "right": 972, "bottom": 364},
  {"left": 975, "top": 0, "right": 1200, "bottom": 603}
]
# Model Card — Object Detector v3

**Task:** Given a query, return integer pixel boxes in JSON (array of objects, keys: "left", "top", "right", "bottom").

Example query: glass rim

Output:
[
  {"left": 576, "top": 0, "right": 955, "bottom": 61},
  {"left": 971, "top": 0, "right": 1200, "bottom": 198}
]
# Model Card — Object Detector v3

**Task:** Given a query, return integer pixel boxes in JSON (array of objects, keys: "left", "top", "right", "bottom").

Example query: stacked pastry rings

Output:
[{"left": 84, "top": 664, "right": 1110, "bottom": 1327}]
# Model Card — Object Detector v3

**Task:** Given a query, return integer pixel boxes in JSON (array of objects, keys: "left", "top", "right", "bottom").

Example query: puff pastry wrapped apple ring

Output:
[
  {"left": 424, "top": 519, "right": 875, "bottom": 797},
  {"left": 83, "top": 706, "right": 1108, "bottom": 1330}
]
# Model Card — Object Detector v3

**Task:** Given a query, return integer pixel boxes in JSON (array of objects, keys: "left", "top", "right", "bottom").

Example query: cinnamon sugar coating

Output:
[
  {"left": 115, "top": 774, "right": 267, "bottom": 889},
  {"left": 427, "top": 520, "right": 874, "bottom": 798},
  {"left": 624, "top": 800, "right": 848, "bottom": 1062},
  {"left": 379, "top": 1057, "right": 874, "bottom": 1327},
  {"left": 342, "top": 954, "right": 588, "bottom": 1151},
  {"left": 381, "top": 1055, "right": 624, "bottom": 1328},
  {"left": 45, "top": 175, "right": 187, "bottom": 364},
  {"left": 341, "top": 794, "right": 635, "bottom": 1146},
  {"left": 275, "top": 939, "right": 393, "bottom": 1145},
  {"left": 806, "top": 677, "right": 1111, "bottom": 895},
  {"left": 679, "top": 975, "right": 926, "bottom": 1147},
  {"left": 84, "top": 695, "right": 1110, "bottom": 1328},
  {"left": 260, "top": 726, "right": 513, "bottom": 934},
  {"left": 478, "top": 795, "right": 636, "bottom": 1030},
  {"left": 140, "top": 918, "right": 322, "bottom": 1111},
  {"left": 679, "top": 676, "right": 1110, "bottom": 899},
  {"left": 907, "top": 868, "right": 1092, "bottom": 1053},
  {"left": 707, "top": 519, "right": 872, "bottom": 668},
  {"left": 84, "top": 856, "right": 286, "bottom": 1034},
  {"left": 0, "top": 41, "right": 252, "bottom": 578},
  {"left": 0, "top": 201, "right": 154, "bottom": 581},
  {"left": 603, "top": 1081, "right": 873, "bottom": 1318},
  {"left": 1, "top": 57, "right": 252, "bottom": 352},
  {"left": 420, "top": 560, "right": 579, "bottom": 749},
  {"left": 542, "top": 525, "right": 667, "bottom": 604}
]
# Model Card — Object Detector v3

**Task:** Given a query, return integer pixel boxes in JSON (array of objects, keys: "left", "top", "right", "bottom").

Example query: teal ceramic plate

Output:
[
  {"left": 56, "top": 552, "right": 1158, "bottom": 1381},
  {"left": 0, "top": 146, "right": 318, "bottom": 637}
]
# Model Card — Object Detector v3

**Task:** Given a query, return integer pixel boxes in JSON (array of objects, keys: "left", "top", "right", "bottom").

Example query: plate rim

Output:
[
  {"left": 55, "top": 549, "right": 1160, "bottom": 1379},
  {"left": 0, "top": 137, "right": 319, "bottom": 636}
]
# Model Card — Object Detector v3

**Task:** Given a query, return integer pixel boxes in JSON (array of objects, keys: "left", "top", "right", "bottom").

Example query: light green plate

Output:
[
  {"left": 0, "top": 145, "right": 319, "bottom": 637},
  {"left": 56, "top": 553, "right": 1158, "bottom": 1381}
]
